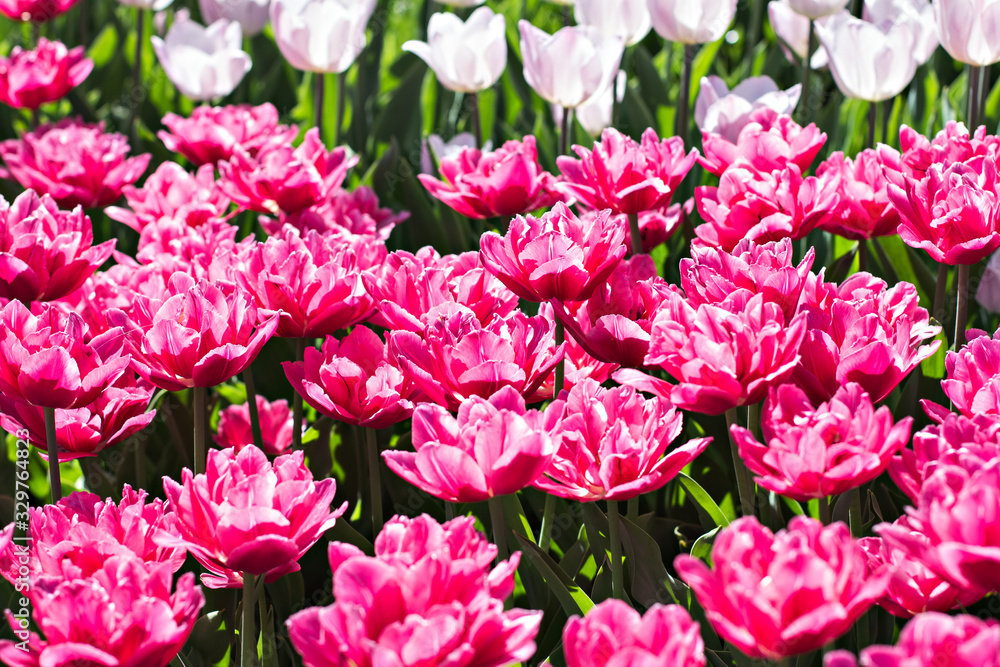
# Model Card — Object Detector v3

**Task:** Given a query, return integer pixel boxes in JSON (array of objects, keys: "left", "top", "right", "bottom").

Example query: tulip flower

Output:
[
  {"left": 283, "top": 325, "right": 419, "bottom": 430},
  {"left": 388, "top": 304, "right": 565, "bottom": 410},
  {"left": 941, "top": 328, "right": 1000, "bottom": 417},
  {"left": 788, "top": 0, "right": 849, "bottom": 18},
  {"left": 835, "top": 613, "right": 1000, "bottom": 667},
  {"left": 933, "top": 0, "right": 1000, "bottom": 67},
  {"left": 0, "top": 557, "right": 204, "bottom": 667},
  {"left": 557, "top": 128, "right": 698, "bottom": 216},
  {"left": 215, "top": 395, "right": 294, "bottom": 455},
  {"left": 0, "top": 119, "right": 150, "bottom": 210},
  {"left": 563, "top": 599, "right": 706, "bottom": 667},
  {"left": 866, "top": 0, "right": 939, "bottom": 64},
  {"left": 648, "top": 0, "right": 739, "bottom": 43},
  {"left": 270, "top": 0, "right": 377, "bottom": 73},
  {"left": 977, "top": 248, "right": 1000, "bottom": 312},
  {"left": 769, "top": 0, "right": 833, "bottom": 65},
  {"left": 199, "top": 0, "right": 270, "bottom": 35},
  {"left": 519, "top": 21, "right": 624, "bottom": 109},
  {"left": 675, "top": 516, "right": 890, "bottom": 661},
  {"left": 403, "top": 8, "right": 507, "bottom": 93},
  {"left": 272, "top": 185, "right": 408, "bottom": 242},
  {"left": 0, "top": 0, "right": 79, "bottom": 21},
  {"left": 699, "top": 107, "right": 827, "bottom": 176},
  {"left": 895, "top": 120, "right": 998, "bottom": 179},
  {"left": 152, "top": 11, "right": 251, "bottom": 101},
  {"left": 287, "top": 514, "right": 541, "bottom": 667},
  {"left": 219, "top": 127, "right": 357, "bottom": 214},
  {"left": 106, "top": 162, "right": 231, "bottom": 233},
  {"left": 730, "top": 383, "right": 912, "bottom": 501},
  {"left": 562, "top": 70, "right": 627, "bottom": 137},
  {"left": 574, "top": 0, "right": 652, "bottom": 46},
  {"left": 418, "top": 135, "right": 564, "bottom": 219},
  {"left": 0, "top": 39, "right": 92, "bottom": 110},
  {"left": 158, "top": 103, "right": 298, "bottom": 166},
  {"left": 479, "top": 202, "right": 628, "bottom": 303},
  {"left": 816, "top": 149, "right": 902, "bottom": 239},
  {"left": 534, "top": 379, "right": 710, "bottom": 501},
  {"left": 383, "top": 386, "right": 563, "bottom": 502},
  {"left": 695, "top": 76, "right": 802, "bottom": 144},
  {"left": 107, "top": 272, "right": 278, "bottom": 391},
  {"left": 158, "top": 445, "right": 345, "bottom": 588},
  {"left": 134, "top": 217, "right": 245, "bottom": 280}
]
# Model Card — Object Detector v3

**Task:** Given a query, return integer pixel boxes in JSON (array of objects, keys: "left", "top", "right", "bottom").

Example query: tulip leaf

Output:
[
  {"left": 581, "top": 502, "right": 610, "bottom": 562},
  {"left": 326, "top": 518, "right": 374, "bottom": 557},
  {"left": 514, "top": 532, "right": 595, "bottom": 616},
  {"left": 690, "top": 39, "right": 723, "bottom": 104},
  {"left": 677, "top": 472, "right": 731, "bottom": 528},
  {"left": 689, "top": 527, "right": 720, "bottom": 565},
  {"left": 705, "top": 649, "right": 731, "bottom": 667},
  {"left": 618, "top": 515, "right": 687, "bottom": 608},
  {"left": 874, "top": 236, "right": 932, "bottom": 306}
]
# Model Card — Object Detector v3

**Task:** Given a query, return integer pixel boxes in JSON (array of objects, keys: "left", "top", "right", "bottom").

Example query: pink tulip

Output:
[
  {"left": 383, "top": 386, "right": 562, "bottom": 502},
  {"left": 215, "top": 395, "right": 294, "bottom": 455},
  {"left": 159, "top": 103, "right": 298, "bottom": 166},
  {"left": 388, "top": 304, "right": 564, "bottom": 410},
  {"left": 895, "top": 121, "right": 1000, "bottom": 179},
  {"left": 363, "top": 247, "right": 518, "bottom": 333},
  {"left": 563, "top": 599, "right": 706, "bottom": 667},
  {"left": 793, "top": 272, "right": 941, "bottom": 403},
  {"left": 730, "top": 383, "right": 912, "bottom": 501},
  {"left": 269, "top": 185, "right": 409, "bottom": 241},
  {"left": 133, "top": 216, "right": 246, "bottom": 281},
  {"left": 479, "top": 202, "right": 628, "bottom": 303},
  {"left": 283, "top": 325, "right": 419, "bottom": 429},
  {"left": 699, "top": 108, "right": 827, "bottom": 176},
  {"left": 854, "top": 613, "right": 1000, "bottom": 667},
  {"left": 0, "top": 557, "right": 204, "bottom": 667},
  {"left": 418, "top": 136, "right": 563, "bottom": 219},
  {"left": 534, "top": 378, "right": 710, "bottom": 501},
  {"left": 817, "top": 149, "right": 902, "bottom": 239},
  {"left": 0, "top": 300, "right": 129, "bottom": 410},
  {"left": 0, "top": 189, "right": 114, "bottom": 303},
  {"left": 219, "top": 127, "right": 357, "bottom": 215},
  {"left": 0, "top": 119, "right": 150, "bottom": 209},
  {"left": 0, "top": 39, "right": 92, "bottom": 110},
  {"left": 675, "top": 516, "right": 890, "bottom": 661},
  {"left": 107, "top": 272, "right": 278, "bottom": 391},
  {"left": 287, "top": 514, "right": 541, "bottom": 667},
  {"left": 942, "top": 327, "right": 1000, "bottom": 417},
  {"left": 0, "top": 0, "right": 79, "bottom": 21},
  {"left": 106, "top": 162, "right": 231, "bottom": 233},
  {"left": 695, "top": 76, "right": 802, "bottom": 144},
  {"left": 159, "top": 445, "right": 346, "bottom": 588}
]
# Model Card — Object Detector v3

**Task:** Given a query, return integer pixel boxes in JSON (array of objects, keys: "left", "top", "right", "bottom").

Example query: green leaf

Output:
[
  {"left": 677, "top": 472, "right": 732, "bottom": 528},
  {"left": 514, "top": 532, "right": 595, "bottom": 616},
  {"left": 618, "top": 515, "right": 688, "bottom": 608},
  {"left": 690, "top": 527, "right": 720, "bottom": 564},
  {"left": 326, "top": 518, "right": 374, "bottom": 556},
  {"left": 87, "top": 25, "right": 118, "bottom": 68}
]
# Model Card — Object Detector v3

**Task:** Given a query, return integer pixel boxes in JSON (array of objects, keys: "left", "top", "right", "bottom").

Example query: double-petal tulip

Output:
[
  {"left": 557, "top": 128, "right": 697, "bottom": 215},
  {"left": 894, "top": 121, "right": 1000, "bottom": 179},
  {"left": 106, "top": 272, "right": 279, "bottom": 391},
  {"left": 0, "top": 189, "right": 114, "bottom": 303},
  {"left": 817, "top": 149, "right": 901, "bottom": 239},
  {"left": 730, "top": 383, "right": 912, "bottom": 500},
  {"left": 106, "top": 162, "right": 230, "bottom": 232},
  {"left": 403, "top": 8, "right": 506, "bottom": 93},
  {"left": 283, "top": 325, "right": 419, "bottom": 429},
  {"left": 0, "top": 39, "right": 92, "bottom": 110},
  {"left": 383, "top": 386, "right": 563, "bottom": 502},
  {"left": 152, "top": 10, "right": 252, "bottom": 101},
  {"left": 648, "top": 0, "right": 739, "bottom": 43},
  {"left": 695, "top": 76, "right": 802, "bottom": 144},
  {"left": 158, "top": 103, "right": 298, "bottom": 166},
  {"left": 675, "top": 516, "right": 889, "bottom": 661},
  {"left": 699, "top": 108, "right": 827, "bottom": 176},
  {"left": 534, "top": 379, "right": 710, "bottom": 502},
  {"left": 158, "top": 445, "right": 346, "bottom": 588},
  {"left": 270, "top": 0, "right": 377, "bottom": 73},
  {"left": 216, "top": 395, "right": 294, "bottom": 455},
  {"left": 933, "top": 0, "right": 1000, "bottom": 66},
  {"left": 563, "top": 599, "right": 706, "bottom": 667},
  {"left": 941, "top": 328, "right": 1000, "bottom": 417},
  {"left": 199, "top": 0, "right": 270, "bottom": 36},
  {"left": 479, "top": 202, "right": 628, "bottom": 303},
  {"left": 0, "top": 119, "right": 150, "bottom": 210},
  {"left": 418, "top": 135, "right": 563, "bottom": 219},
  {"left": 0, "top": 0, "right": 79, "bottom": 20},
  {"left": 271, "top": 184, "right": 408, "bottom": 242}
]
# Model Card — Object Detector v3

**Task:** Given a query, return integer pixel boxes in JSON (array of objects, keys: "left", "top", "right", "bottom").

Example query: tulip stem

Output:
[
  {"left": 628, "top": 212, "right": 643, "bottom": 256},
  {"left": 849, "top": 488, "right": 863, "bottom": 536},
  {"left": 193, "top": 386, "right": 207, "bottom": 476},
  {"left": 725, "top": 408, "right": 755, "bottom": 518},
  {"left": 130, "top": 8, "right": 144, "bottom": 147},
  {"left": 867, "top": 101, "right": 877, "bottom": 149},
  {"left": 469, "top": 92, "right": 483, "bottom": 148},
  {"left": 366, "top": 427, "right": 383, "bottom": 537},
  {"left": 554, "top": 320, "right": 565, "bottom": 396},
  {"left": 797, "top": 21, "right": 816, "bottom": 124},
  {"left": 258, "top": 586, "right": 272, "bottom": 667},
  {"left": 43, "top": 407, "right": 61, "bottom": 503},
  {"left": 538, "top": 494, "right": 556, "bottom": 551},
  {"left": 817, "top": 495, "right": 830, "bottom": 525},
  {"left": 292, "top": 338, "right": 307, "bottom": 451},
  {"left": 956, "top": 264, "right": 970, "bottom": 349},
  {"left": 315, "top": 72, "right": 325, "bottom": 139},
  {"left": 335, "top": 71, "right": 346, "bottom": 146},
  {"left": 607, "top": 500, "right": 625, "bottom": 600},
  {"left": 488, "top": 496, "right": 508, "bottom": 562},
  {"left": 858, "top": 241, "right": 868, "bottom": 274},
  {"left": 244, "top": 367, "right": 265, "bottom": 452},
  {"left": 746, "top": 0, "right": 765, "bottom": 71},
  {"left": 969, "top": 65, "right": 985, "bottom": 131},
  {"left": 747, "top": 402, "right": 760, "bottom": 440},
  {"left": 627, "top": 497, "right": 638, "bottom": 522},
  {"left": 559, "top": 105, "right": 571, "bottom": 156},
  {"left": 676, "top": 44, "right": 695, "bottom": 144},
  {"left": 241, "top": 573, "right": 258, "bottom": 667},
  {"left": 933, "top": 263, "right": 949, "bottom": 325}
]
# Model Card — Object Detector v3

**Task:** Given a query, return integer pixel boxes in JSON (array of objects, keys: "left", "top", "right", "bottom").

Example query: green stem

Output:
[
  {"left": 747, "top": 402, "right": 760, "bottom": 440},
  {"left": 366, "top": 427, "right": 383, "bottom": 537},
  {"left": 933, "top": 263, "right": 949, "bottom": 325},
  {"left": 43, "top": 407, "right": 61, "bottom": 503},
  {"left": 193, "top": 386, "right": 207, "bottom": 477},
  {"left": 746, "top": 0, "right": 764, "bottom": 70},
  {"left": 469, "top": 91, "right": 483, "bottom": 147},
  {"left": 608, "top": 500, "right": 624, "bottom": 599},
  {"left": 969, "top": 65, "right": 984, "bottom": 131},
  {"left": 676, "top": 44, "right": 695, "bottom": 143},
  {"left": 244, "top": 367, "right": 265, "bottom": 453},
  {"left": 628, "top": 212, "right": 643, "bottom": 256},
  {"left": 315, "top": 72, "right": 325, "bottom": 140},
  {"left": 559, "top": 105, "right": 571, "bottom": 156},
  {"left": 335, "top": 71, "right": 346, "bottom": 146},
  {"left": 292, "top": 338, "right": 307, "bottom": 451},
  {"left": 849, "top": 487, "right": 863, "bottom": 536},
  {"left": 867, "top": 100, "right": 876, "bottom": 149},
  {"left": 488, "top": 496, "right": 508, "bottom": 562},
  {"left": 241, "top": 574, "right": 258, "bottom": 667},
  {"left": 627, "top": 497, "right": 638, "bottom": 522},
  {"left": 956, "top": 264, "right": 970, "bottom": 349},
  {"left": 538, "top": 494, "right": 556, "bottom": 552},
  {"left": 554, "top": 320, "right": 565, "bottom": 397},
  {"left": 798, "top": 21, "right": 816, "bottom": 123},
  {"left": 130, "top": 7, "right": 144, "bottom": 147},
  {"left": 135, "top": 438, "right": 146, "bottom": 492},
  {"left": 725, "top": 408, "right": 755, "bottom": 517},
  {"left": 818, "top": 494, "right": 831, "bottom": 525},
  {"left": 258, "top": 583, "right": 272, "bottom": 667},
  {"left": 859, "top": 240, "right": 869, "bottom": 274}
]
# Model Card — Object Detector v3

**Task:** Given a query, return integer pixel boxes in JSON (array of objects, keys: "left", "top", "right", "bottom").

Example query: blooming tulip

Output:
[
  {"left": 152, "top": 10, "right": 251, "bottom": 101},
  {"left": 134, "top": 217, "right": 245, "bottom": 280},
  {"left": 895, "top": 120, "right": 999, "bottom": 178},
  {"left": 574, "top": 0, "right": 652, "bottom": 46},
  {"left": 283, "top": 325, "right": 419, "bottom": 429},
  {"left": 216, "top": 395, "right": 294, "bottom": 455},
  {"left": 272, "top": 185, "right": 408, "bottom": 241},
  {"left": 675, "top": 516, "right": 889, "bottom": 661},
  {"left": 383, "top": 386, "right": 563, "bottom": 502},
  {"left": 843, "top": 613, "right": 1000, "bottom": 667},
  {"left": 816, "top": 149, "right": 902, "bottom": 239},
  {"left": 769, "top": 0, "right": 832, "bottom": 64},
  {"left": 942, "top": 328, "right": 1000, "bottom": 417},
  {"left": 977, "top": 248, "right": 1000, "bottom": 312},
  {"left": 647, "top": 0, "right": 739, "bottom": 43},
  {"left": 158, "top": 103, "right": 298, "bottom": 166},
  {"left": 788, "top": 0, "right": 850, "bottom": 18},
  {"left": 0, "top": 119, "right": 150, "bottom": 210},
  {"left": 564, "top": 70, "right": 627, "bottom": 137},
  {"left": 866, "top": 0, "right": 939, "bottom": 64},
  {"left": 695, "top": 76, "right": 802, "bottom": 144},
  {"left": 106, "top": 162, "right": 230, "bottom": 232},
  {"left": 0, "top": 0, "right": 79, "bottom": 21},
  {"left": 418, "top": 135, "right": 563, "bottom": 219},
  {"left": 730, "top": 383, "right": 912, "bottom": 501},
  {"left": 699, "top": 107, "right": 827, "bottom": 176},
  {"left": 0, "top": 39, "right": 92, "bottom": 110},
  {"left": 933, "top": 0, "right": 1000, "bottom": 66},
  {"left": 403, "top": 8, "right": 506, "bottom": 93},
  {"left": 199, "top": 0, "right": 270, "bottom": 35},
  {"left": 159, "top": 445, "right": 346, "bottom": 587},
  {"left": 563, "top": 599, "right": 706, "bottom": 667},
  {"left": 270, "top": 0, "right": 377, "bottom": 73},
  {"left": 519, "top": 21, "right": 624, "bottom": 109}
]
